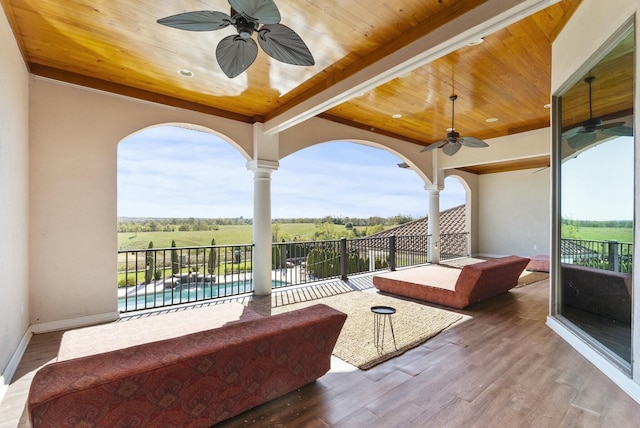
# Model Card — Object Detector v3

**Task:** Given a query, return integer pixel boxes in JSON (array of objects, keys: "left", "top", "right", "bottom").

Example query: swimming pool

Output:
[{"left": 119, "top": 280, "right": 287, "bottom": 312}]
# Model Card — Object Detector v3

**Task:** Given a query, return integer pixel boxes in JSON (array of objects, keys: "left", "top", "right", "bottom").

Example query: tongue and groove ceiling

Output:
[{"left": 2, "top": 0, "right": 608, "bottom": 173}]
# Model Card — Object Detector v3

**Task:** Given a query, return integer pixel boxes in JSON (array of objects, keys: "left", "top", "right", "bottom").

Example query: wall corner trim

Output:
[{"left": 0, "top": 326, "right": 33, "bottom": 403}]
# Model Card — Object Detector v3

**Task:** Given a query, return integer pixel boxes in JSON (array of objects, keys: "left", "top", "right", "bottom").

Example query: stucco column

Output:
[
  {"left": 426, "top": 184, "right": 443, "bottom": 264},
  {"left": 247, "top": 160, "right": 278, "bottom": 295}
]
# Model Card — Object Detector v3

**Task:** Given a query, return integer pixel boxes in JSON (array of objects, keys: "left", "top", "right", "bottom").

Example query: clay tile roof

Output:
[
  {"left": 371, "top": 204, "right": 466, "bottom": 238},
  {"left": 367, "top": 204, "right": 468, "bottom": 259}
]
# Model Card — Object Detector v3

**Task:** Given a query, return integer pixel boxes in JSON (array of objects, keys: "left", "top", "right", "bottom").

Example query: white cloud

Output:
[{"left": 118, "top": 126, "right": 466, "bottom": 219}]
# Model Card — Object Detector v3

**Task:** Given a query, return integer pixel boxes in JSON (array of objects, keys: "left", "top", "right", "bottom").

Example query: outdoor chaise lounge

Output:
[
  {"left": 28, "top": 302, "right": 347, "bottom": 427},
  {"left": 373, "top": 256, "right": 530, "bottom": 309}
]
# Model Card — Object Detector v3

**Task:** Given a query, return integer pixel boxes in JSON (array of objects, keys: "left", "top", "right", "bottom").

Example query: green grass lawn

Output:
[
  {"left": 119, "top": 226, "right": 253, "bottom": 250},
  {"left": 118, "top": 223, "right": 353, "bottom": 250},
  {"left": 572, "top": 227, "right": 633, "bottom": 243},
  {"left": 121, "top": 223, "right": 633, "bottom": 251}
]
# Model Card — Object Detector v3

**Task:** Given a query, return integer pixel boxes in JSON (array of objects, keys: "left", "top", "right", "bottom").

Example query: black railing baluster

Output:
[
  {"left": 389, "top": 235, "right": 396, "bottom": 271},
  {"left": 118, "top": 233, "right": 478, "bottom": 313},
  {"left": 561, "top": 238, "right": 633, "bottom": 274},
  {"left": 340, "top": 238, "right": 348, "bottom": 281}
]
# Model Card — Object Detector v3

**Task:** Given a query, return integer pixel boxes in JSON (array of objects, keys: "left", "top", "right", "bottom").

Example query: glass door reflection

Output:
[{"left": 558, "top": 29, "right": 634, "bottom": 366}]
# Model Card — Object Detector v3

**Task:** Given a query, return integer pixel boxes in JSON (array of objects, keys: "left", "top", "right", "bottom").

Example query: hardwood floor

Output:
[{"left": 3, "top": 275, "right": 640, "bottom": 427}]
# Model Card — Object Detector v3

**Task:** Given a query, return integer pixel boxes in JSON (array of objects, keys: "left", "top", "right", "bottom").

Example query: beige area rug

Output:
[
  {"left": 516, "top": 271, "right": 549, "bottom": 287},
  {"left": 271, "top": 291, "right": 462, "bottom": 370}
]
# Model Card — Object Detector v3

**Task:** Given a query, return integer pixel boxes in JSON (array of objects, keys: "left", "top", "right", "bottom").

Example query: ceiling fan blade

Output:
[
  {"left": 216, "top": 35, "right": 258, "bottom": 78},
  {"left": 258, "top": 24, "right": 315, "bottom": 66},
  {"left": 567, "top": 132, "right": 596, "bottom": 149},
  {"left": 562, "top": 126, "right": 585, "bottom": 139},
  {"left": 229, "top": 0, "right": 281, "bottom": 24},
  {"left": 600, "top": 125, "right": 633, "bottom": 137},
  {"left": 598, "top": 121, "right": 625, "bottom": 129},
  {"left": 157, "top": 11, "right": 231, "bottom": 31},
  {"left": 442, "top": 142, "right": 462, "bottom": 156},
  {"left": 420, "top": 140, "right": 447, "bottom": 152},
  {"left": 459, "top": 136, "right": 489, "bottom": 148}
]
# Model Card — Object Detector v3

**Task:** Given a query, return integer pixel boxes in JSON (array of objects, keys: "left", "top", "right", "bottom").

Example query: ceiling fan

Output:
[
  {"left": 157, "top": 0, "right": 314, "bottom": 79},
  {"left": 420, "top": 95, "right": 489, "bottom": 156},
  {"left": 562, "top": 76, "right": 633, "bottom": 149}
]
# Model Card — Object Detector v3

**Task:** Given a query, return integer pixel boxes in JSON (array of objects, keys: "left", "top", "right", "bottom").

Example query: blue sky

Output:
[
  {"left": 117, "top": 125, "right": 466, "bottom": 219},
  {"left": 561, "top": 136, "right": 634, "bottom": 221}
]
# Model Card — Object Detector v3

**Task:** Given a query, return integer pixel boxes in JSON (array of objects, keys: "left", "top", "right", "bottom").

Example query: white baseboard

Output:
[
  {"left": 31, "top": 311, "right": 120, "bottom": 334},
  {"left": 546, "top": 316, "right": 640, "bottom": 404},
  {"left": 0, "top": 326, "right": 33, "bottom": 403},
  {"left": 476, "top": 253, "right": 507, "bottom": 259}
]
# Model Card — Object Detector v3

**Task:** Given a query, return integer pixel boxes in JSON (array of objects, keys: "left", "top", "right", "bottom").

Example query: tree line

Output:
[
  {"left": 561, "top": 218, "right": 632, "bottom": 228},
  {"left": 117, "top": 215, "right": 416, "bottom": 234}
]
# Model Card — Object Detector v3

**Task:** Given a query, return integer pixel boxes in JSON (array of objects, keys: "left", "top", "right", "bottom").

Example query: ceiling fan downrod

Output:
[{"left": 449, "top": 94, "right": 457, "bottom": 131}]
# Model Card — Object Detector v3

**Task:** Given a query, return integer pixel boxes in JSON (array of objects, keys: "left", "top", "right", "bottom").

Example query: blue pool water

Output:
[{"left": 119, "top": 280, "right": 286, "bottom": 312}]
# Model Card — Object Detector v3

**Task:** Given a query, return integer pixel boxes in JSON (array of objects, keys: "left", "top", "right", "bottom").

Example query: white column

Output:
[
  {"left": 426, "top": 184, "right": 443, "bottom": 264},
  {"left": 247, "top": 160, "right": 278, "bottom": 296}
]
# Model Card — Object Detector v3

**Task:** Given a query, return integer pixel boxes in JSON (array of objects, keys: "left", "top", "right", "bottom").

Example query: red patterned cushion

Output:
[
  {"left": 374, "top": 256, "right": 530, "bottom": 308},
  {"left": 28, "top": 304, "right": 347, "bottom": 427}
]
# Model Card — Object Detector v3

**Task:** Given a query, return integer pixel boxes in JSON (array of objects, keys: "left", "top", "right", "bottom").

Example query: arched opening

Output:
[
  {"left": 115, "top": 129, "right": 469, "bottom": 310},
  {"left": 116, "top": 124, "right": 254, "bottom": 312}
]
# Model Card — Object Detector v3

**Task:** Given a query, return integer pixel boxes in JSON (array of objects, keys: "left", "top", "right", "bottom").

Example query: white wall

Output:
[
  {"left": 477, "top": 168, "right": 550, "bottom": 258},
  {"left": 0, "top": 6, "right": 30, "bottom": 392},
  {"left": 28, "top": 79, "right": 254, "bottom": 330}
]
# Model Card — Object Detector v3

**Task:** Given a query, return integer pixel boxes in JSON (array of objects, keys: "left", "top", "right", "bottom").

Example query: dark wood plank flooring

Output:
[{"left": 3, "top": 275, "right": 640, "bottom": 427}]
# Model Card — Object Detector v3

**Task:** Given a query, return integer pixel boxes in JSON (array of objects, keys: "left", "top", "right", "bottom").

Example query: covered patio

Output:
[{"left": 1, "top": 0, "right": 640, "bottom": 424}]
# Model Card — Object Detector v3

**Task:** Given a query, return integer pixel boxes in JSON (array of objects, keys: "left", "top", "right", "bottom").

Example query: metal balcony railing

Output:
[
  {"left": 561, "top": 238, "right": 633, "bottom": 273},
  {"left": 117, "top": 244, "right": 253, "bottom": 312},
  {"left": 118, "top": 233, "right": 469, "bottom": 313}
]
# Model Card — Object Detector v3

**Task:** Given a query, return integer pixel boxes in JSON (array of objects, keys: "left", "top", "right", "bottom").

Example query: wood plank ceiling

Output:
[{"left": 1, "top": 0, "right": 591, "bottom": 173}]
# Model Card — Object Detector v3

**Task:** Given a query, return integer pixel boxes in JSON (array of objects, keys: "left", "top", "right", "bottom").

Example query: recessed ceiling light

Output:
[
  {"left": 467, "top": 37, "right": 484, "bottom": 46},
  {"left": 392, "top": 114, "right": 402, "bottom": 119},
  {"left": 485, "top": 117, "right": 498, "bottom": 123},
  {"left": 544, "top": 103, "right": 551, "bottom": 109},
  {"left": 178, "top": 69, "right": 194, "bottom": 77}
]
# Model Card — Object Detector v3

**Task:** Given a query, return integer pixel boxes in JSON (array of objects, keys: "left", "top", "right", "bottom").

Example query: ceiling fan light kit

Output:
[
  {"left": 420, "top": 95, "right": 489, "bottom": 156},
  {"left": 562, "top": 76, "right": 633, "bottom": 148},
  {"left": 158, "top": 0, "right": 314, "bottom": 78}
]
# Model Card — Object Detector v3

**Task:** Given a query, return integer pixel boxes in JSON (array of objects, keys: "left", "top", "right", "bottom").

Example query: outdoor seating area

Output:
[
  {"left": 27, "top": 303, "right": 346, "bottom": 427},
  {"left": 372, "top": 256, "right": 530, "bottom": 309},
  {"left": 4, "top": 0, "right": 640, "bottom": 425},
  {"left": 6, "top": 273, "right": 640, "bottom": 426}
]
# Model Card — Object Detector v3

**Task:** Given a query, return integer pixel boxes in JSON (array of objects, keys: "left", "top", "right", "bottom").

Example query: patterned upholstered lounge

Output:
[
  {"left": 28, "top": 303, "right": 346, "bottom": 427},
  {"left": 373, "top": 256, "right": 530, "bottom": 309}
]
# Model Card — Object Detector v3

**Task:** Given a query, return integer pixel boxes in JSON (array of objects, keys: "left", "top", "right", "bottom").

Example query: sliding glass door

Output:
[{"left": 555, "top": 27, "right": 634, "bottom": 368}]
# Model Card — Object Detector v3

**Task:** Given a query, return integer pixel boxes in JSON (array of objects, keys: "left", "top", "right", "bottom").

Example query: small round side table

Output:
[{"left": 371, "top": 305, "right": 397, "bottom": 352}]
